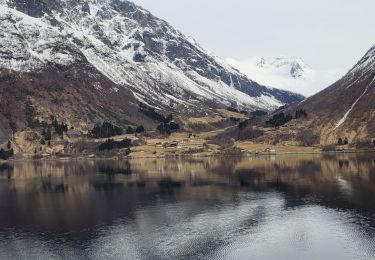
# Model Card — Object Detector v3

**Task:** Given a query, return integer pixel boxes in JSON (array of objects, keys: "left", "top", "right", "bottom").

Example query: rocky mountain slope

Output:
[
  {"left": 0, "top": 0, "right": 303, "bottom": 117},
  {"left": 0, "top": 63, "right": 150, "bottom": 139},
  {"left": 295, "top": 45, "right": 375, "bottom": 144},
  {"left": 227, "top": 56, "right": 343, "bottom": 96}
]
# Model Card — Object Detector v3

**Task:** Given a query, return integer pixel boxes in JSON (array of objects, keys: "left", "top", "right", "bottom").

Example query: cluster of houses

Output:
[{"left": 154, "top": 134, "right": 201, "bottom": 149}]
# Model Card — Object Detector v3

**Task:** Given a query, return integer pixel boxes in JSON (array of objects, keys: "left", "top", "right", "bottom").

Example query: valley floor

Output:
[
  {"left": 4, "top": 130, "right": 374, "bottom": 162},
  {"left": 2, "top": 109, "right": 374, "bottom": 161}
]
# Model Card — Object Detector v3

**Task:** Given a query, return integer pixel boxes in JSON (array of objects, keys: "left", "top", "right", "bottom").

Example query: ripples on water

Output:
[{"left": 0, "top": 154, "right": 374, "bottom": 260}]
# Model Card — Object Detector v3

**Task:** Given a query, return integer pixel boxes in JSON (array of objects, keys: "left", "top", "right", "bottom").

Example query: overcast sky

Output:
[{"left": 132, "top": 0, "right": 375, "bottom": 72}]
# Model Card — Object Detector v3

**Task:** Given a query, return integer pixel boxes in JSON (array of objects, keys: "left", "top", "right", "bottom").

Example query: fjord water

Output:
[{"left": 0, "top": 155, "right": 374, "bottom": 260}]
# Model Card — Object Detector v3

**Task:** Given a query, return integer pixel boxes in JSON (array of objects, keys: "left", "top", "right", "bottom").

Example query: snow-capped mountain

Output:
[
  {"left": 293, "top": 45, "right": 375, "bottom": 143},
  {"left": 227, "top": 56, "right": 344, "bottom": 97},
  {"left": 0, "top": 0, "right": 303, "bottom": 115},
  {"left": 256, "top": 57, "right": 310, "bottom": 78}
]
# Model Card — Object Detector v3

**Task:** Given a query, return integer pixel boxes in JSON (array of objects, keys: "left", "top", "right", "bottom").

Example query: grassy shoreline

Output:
[
  {"left": 3, "top": 127, "right": 375, "bottom": 162},
  {"left": 2, "top": 148, "right": 374, "bottom": 163}
]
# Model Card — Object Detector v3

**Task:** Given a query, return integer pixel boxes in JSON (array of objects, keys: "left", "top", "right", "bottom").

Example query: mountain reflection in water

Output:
[{"left": 0, "top": 154, "right": 374, "bottom": 260}]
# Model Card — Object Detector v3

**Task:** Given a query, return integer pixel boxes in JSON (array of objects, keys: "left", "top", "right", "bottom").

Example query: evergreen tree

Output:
[
  {"left": 98, "top": 138, "right": 132, "bottom": 151},
  {"left": 266, "top": 113, "right": 293, "bottom": 127},
  {"left": 238, "top": 120, "right": 250, "bottom": 129},
  {"left": 240, "top": 110, "right": 248, "bottom": 115},
  {"left": 45, "top": 128, "right": 52, "bottom": 141},
  {"left": 89, "top": 122, "right": 123, "bottom": 138},
  {"left": 338, "top": 138, "right": 343, "bottom": 145},
  {"left": 295, "top": 109, "right": 308, "bottom": 119},
  {"left": 126, "top": 126, "right": 135, "bottom": 134},
  {"left": 169, "top": 122, "right": 180, "bottom": 131},
  {"left": 250, "top": 110, "right": 268, "bottom": 117},
  {"left": 165, "top": 114, "right": 173, "bottom": 123},
  {"left": 135, "top": 125, "right": 145, "bottom": 133},
  {"left": 7, "top": 140, "right": 11, "bottom": 150},
  {"left": 138, "top": 103, "right": 167, "bottom": 122},
  {"left": 41, "top": 127, "right": 52, "bottom": 141},
  {"left": 157, "top": 122, "right": 180, "bottom": 134},
  {"left": 52, "top": 118, "right": 58, "bottom": 128},
  {"left": 0, "top": 148, "right": 14, "bottom": 160}
]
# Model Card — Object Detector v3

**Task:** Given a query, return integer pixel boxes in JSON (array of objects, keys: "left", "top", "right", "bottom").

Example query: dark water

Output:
[{"left": 0, "top": 154, "right": 375, "bottom": 260}]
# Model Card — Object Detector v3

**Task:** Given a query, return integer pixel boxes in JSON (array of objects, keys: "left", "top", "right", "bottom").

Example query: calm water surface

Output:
[{"left": 0, "top": 154, "right": 375, "bottom": 260}]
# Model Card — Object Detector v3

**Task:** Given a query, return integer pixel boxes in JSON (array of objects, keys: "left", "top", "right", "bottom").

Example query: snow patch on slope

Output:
[
  {"left": 0, "top": 6, "right": 79, "bottom": 71},
  {"left": 336, "top": 76, "right": 375, "bottom": 128}
]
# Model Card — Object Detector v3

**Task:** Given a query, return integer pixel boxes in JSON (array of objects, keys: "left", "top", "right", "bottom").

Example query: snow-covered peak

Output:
[
  {"left": 227, "top": 56, "right": 344, "bottom": 97},
  {"left": 349, "top": 45, "right": 375, "bottom": 74},
  {"left": 254, "top": 56, "right": 311, "bottom": 79}
]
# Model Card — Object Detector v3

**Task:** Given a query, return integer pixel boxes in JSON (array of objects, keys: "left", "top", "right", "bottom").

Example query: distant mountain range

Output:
[
  {"left": 0, "top": 0, "right": 373, "bottom": 148},
  {"left": 227, "top": 56, "right": 344, "bottom": 96},
  {"left": 0, "top": 0, "right": 305, "bottom": 142}
]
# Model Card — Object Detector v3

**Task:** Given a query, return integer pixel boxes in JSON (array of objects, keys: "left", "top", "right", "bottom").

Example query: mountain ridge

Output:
[
  {"left": 290, "top": 45, "right": 375, "bottom": 144},
  {"left": 0, "top": 0, "right": 303, "bottom": 115}
]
